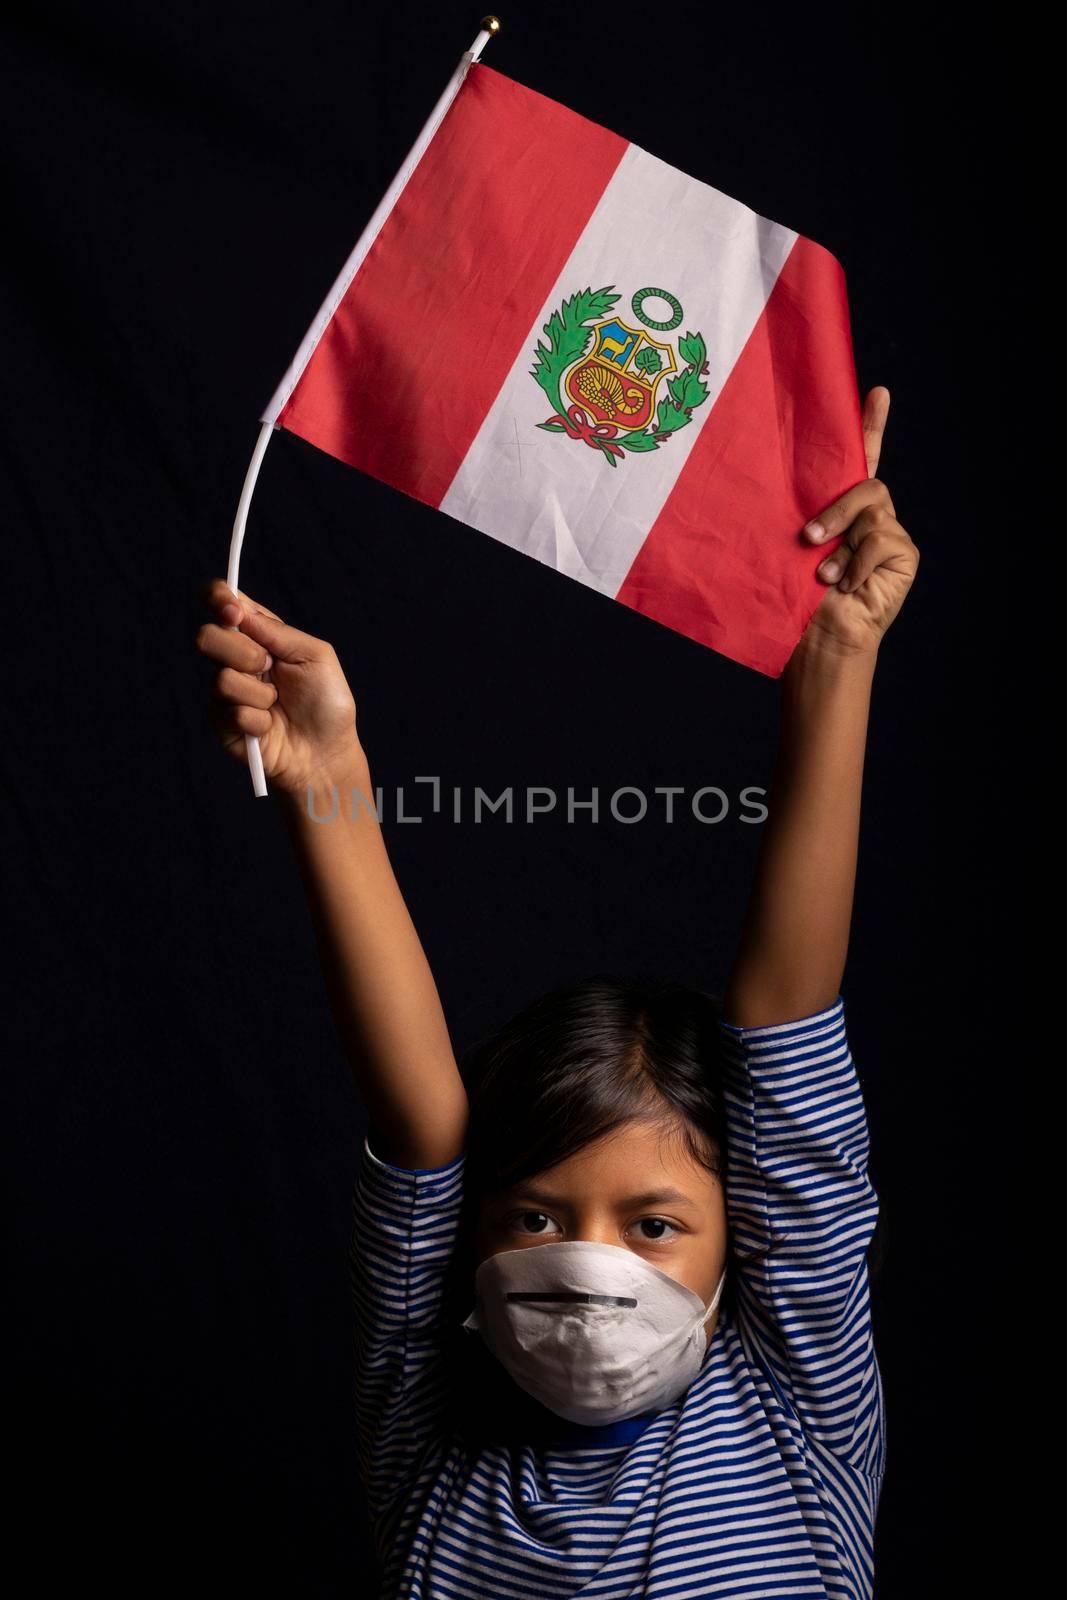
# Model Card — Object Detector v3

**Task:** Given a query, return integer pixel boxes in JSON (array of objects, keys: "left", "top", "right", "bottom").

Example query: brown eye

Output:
[
  {"left": 634, "top": 1218, "right": 677, "bottom": 1243},
  {"left": 500, "top": 1208, "right": 562, "bottom": 1239},
  {"left": 517, "top": 1211, "right": 554, "bottom": 1235}
]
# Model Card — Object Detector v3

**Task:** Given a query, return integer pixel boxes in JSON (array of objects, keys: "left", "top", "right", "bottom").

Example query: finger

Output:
[
  {"left": 815, "top": 508, "right": 901, "bottom": 588},
  {"left": 816, "top": 544, "right": 850, "bottom": 585},
  {"left": 231, "top": 586, "right": 284, "bottom": 623},
  {"left": 195, "top": 618, "right": 274, "bottom": 675},
  {"left": 814, "top": 505, "right": 878, "bottom": 585},
  {"left": 229, "top": 701, "right": 273, "bottom": 739},
  {"left": 199, "top": 577, "right": 286, "bottom": 625},
  {"left": 836, "top": 525, "right": 914, "bottom": 595},
  {"left": 862, "top": 386, "right": 891, "bottom": 479},
  {"left": 212, "top": 666, "right": 279, "bottom": 711},
  {"left": 207, "top": 696, "right": 272, "bottom": 746},
  {"left": 802, "top": 475, "right": 895, "bottom": 545},
  {"left": 207, "top": 698, "right": 244, "bottom": 760},
  {"left": 234, "top": 605, "right": 330, "bottom": 667}
]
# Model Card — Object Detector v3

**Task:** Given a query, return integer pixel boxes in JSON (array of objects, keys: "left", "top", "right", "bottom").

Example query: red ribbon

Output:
[{"left": 543, "top": 405, "right": 626, "bottom": 459}]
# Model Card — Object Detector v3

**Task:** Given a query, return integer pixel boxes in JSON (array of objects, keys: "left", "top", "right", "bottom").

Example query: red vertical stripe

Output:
[
  {"left": 615, "top": 237, "right": 869, "bottom": 676},
  {"left": 277, "top": 64, "right": 627, "bottom": 508}
]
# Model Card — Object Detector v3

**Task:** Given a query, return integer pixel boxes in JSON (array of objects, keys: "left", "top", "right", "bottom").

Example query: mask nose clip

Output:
[{"left": 505, "top": 1291, "right": 638, "bottom": 1307}]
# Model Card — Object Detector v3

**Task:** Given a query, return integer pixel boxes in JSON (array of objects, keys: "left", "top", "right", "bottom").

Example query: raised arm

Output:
[
  {"left": 723, "top": 388, "right": 919, "bottom": 1028},
  {"left": 195, "top": 582, "right": 468, "bottom": 1170}
]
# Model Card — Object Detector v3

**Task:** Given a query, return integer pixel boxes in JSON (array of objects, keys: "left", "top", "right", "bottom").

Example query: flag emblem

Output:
[{"left": 533, "top": 285, "right": 710, "bottom": 465}]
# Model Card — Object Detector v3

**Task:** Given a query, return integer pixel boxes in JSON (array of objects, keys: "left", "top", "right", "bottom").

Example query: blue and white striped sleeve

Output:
[
  {"left": 347, "top": 1134, "right": 467, "bottom": 1540},
  {"left": 719, "top": 996, "right": 885, "bottom": 1475}
]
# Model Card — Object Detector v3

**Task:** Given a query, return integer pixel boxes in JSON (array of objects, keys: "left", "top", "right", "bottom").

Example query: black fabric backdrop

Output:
[{"left": 3, "top": 4, "right": 1009, "bottom": 1595}]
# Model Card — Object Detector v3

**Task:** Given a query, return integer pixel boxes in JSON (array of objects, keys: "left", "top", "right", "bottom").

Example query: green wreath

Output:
[{"left": 530, "top": 285, "right": 711, "bottom": 468}]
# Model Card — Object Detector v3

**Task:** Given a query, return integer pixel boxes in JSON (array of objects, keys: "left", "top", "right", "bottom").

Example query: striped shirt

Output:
[{"left": 348, "top": 996, "right": 885, "bottom": 1598}]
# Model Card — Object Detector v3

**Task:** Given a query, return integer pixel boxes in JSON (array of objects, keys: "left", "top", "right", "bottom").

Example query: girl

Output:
[{"left": 195, "top": 385, "right": 918, "bottom": 1598}]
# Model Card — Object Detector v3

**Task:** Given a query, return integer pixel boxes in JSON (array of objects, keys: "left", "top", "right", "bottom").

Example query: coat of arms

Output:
[{"left": 530, "top": 285, "right": 711, "bottom": 466}]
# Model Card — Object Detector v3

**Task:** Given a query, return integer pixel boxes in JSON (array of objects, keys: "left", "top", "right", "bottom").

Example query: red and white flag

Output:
[{"left": 260, "top": 59, "right": 866, "bottom": 678}]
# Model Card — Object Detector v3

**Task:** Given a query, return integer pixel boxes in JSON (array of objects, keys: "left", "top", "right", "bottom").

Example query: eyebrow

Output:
[{"left": 502, "top": 1184, "right": 700, "bottom": 1211}]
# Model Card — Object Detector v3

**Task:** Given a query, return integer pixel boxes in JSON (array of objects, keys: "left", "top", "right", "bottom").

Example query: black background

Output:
[{"left": 3, "top": 4, "right": 1008, "bottom": 1594}]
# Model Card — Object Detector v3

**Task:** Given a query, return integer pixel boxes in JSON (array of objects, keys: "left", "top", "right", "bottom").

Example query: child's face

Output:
[{"left": 474, "top": 1116, "right": 728, "bottom": 1349}]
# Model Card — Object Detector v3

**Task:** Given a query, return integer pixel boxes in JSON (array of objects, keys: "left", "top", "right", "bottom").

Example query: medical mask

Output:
[{"left": 462, "top": 1239, "right": 726, "bottom": 1426}]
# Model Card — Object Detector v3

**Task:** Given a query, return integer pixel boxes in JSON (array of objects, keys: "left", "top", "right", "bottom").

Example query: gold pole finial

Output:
[{"left": 481, "top": 15, "right": 502, "bottom": 33}]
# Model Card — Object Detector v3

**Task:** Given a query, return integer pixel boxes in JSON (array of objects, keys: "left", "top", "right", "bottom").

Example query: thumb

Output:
[
  {"left": 862, "top": 386, "right": 891, "bottom": 478},
  {"left": 236, "top": 605, "right": 329, "bottom": 666}
]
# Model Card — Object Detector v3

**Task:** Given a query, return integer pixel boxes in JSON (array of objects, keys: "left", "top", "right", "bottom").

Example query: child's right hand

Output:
[{"left": 196, "top": 577, "right": 362, "bottom": 794}]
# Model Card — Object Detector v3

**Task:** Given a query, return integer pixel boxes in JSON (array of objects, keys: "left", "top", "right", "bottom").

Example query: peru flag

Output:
[{"left": 263, "top": 61, "right": 866, "bottom": 677}]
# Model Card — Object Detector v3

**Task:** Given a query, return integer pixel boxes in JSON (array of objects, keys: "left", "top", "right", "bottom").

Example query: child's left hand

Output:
[{"left": 798, "top": 386, "right": 920, "bottom": 657}]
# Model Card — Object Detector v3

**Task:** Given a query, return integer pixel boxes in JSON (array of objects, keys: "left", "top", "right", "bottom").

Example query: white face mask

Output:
[{"left": 462, "top": 1239, "right": 726, "bottom": 1426}]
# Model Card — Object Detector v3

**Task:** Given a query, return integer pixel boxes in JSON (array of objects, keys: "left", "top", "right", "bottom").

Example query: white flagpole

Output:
[
  {"left": 226, "top": 16, "right": 502, "bottom": 797},
  {"left": 226, "top": 418, "right": 273, "bottom": 796}
]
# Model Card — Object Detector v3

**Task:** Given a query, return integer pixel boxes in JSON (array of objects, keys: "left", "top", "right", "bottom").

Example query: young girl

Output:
[{"left": 196, "top": 386, "right": 918, "bottom": 1598}]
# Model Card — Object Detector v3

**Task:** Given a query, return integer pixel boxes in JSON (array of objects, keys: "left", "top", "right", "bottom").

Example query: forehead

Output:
[{"left": 488, "top": 1116, "right": 718, "bottom": 1208}]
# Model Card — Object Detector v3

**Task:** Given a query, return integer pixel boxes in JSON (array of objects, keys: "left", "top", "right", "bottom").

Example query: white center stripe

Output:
[{"left": 440, "top": 142, "right": 798, "bottom": 597}]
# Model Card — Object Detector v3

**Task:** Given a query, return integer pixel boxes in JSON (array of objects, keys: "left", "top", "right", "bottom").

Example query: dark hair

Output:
[
  {"left": 438, "top": 973, "right": 729, "bottom": 1446},
  {"left": 461, "top": 973, "right": 728, "bottom": 1193}
]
